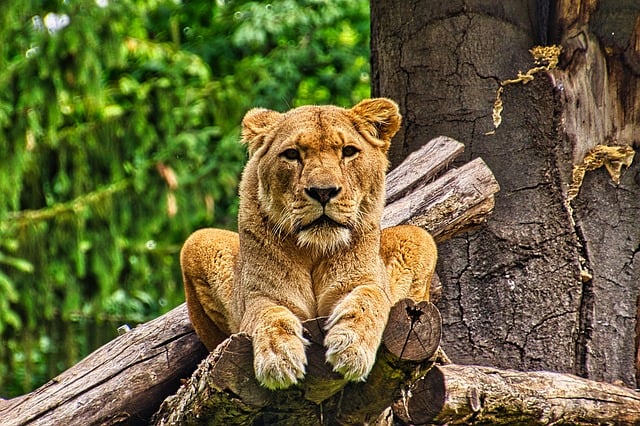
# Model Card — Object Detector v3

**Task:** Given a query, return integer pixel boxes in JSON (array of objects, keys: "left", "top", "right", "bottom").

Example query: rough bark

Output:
[{"left": 372, "top": 0, "right": 640, "bottom": 386}]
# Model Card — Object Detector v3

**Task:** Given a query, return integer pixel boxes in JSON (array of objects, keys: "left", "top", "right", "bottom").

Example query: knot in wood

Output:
[{"left": 406, "top": 305, "right": 424, "bottom": 324}]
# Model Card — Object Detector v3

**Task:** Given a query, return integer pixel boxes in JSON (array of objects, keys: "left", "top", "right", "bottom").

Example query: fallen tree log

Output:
[
  {"left": 394, "top": 364, "right": 640, "bottom": 425},
  {"left": 0, "top": 304, "right": 207, "bottom": 426},
  {"left": 0, "top": 136, "right": 499, "bottom": 425}
]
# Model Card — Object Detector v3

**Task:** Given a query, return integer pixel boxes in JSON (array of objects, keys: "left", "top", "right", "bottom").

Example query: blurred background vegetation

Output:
[{"left": 0, "top": 0, "right": 370, "bottom": 397}]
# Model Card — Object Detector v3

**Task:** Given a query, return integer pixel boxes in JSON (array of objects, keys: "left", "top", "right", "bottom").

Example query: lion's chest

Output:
[
  {"left": 309, "top": 260, "right": 350, "bottom": 318},
  {"left": 266, "top": 263, "right": 338, "bottom": 321}
]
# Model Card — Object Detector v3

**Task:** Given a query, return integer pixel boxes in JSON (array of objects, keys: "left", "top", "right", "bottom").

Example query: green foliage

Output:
[{"left": 0, "top": 0, "right": 370, "bottom": 397}]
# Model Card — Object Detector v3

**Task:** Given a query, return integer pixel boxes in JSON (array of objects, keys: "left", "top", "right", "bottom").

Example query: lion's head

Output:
[{"left": 238, "top": 98, "right": 401, "bottom": 254}]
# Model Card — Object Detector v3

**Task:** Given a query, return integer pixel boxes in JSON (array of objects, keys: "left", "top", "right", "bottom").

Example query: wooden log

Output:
[
  {"left": 394, "top": 364, "right": 640, "bottom": 425},
  {"left": 151, "top": 300, "right": 442, "bottom": 425},
  {"left": 383, "top": 136, "right": 500, "bottom": 244},
  {"left": 383, "top": 156, "right": 500, "bottom": 243},
  {"left": 0, "top": 299, "right": 441, "bottom": 426},
  {"left": 385, "top": 135, "right": 465, "bottom": 204},
  {"left": 0, "top": 304, "right": 207, "bottom": 426}
]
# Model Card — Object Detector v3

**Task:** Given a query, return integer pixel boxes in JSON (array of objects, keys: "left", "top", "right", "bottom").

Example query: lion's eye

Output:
[
  {"left": 281, "top": 148, "right": 301, "bottom": 161},
  {"left": 342, "top": 145, "right": 360, "bottom": 159}
]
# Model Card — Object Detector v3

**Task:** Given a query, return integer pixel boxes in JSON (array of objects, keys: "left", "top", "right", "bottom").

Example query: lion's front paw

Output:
[
  {"left": 324, "top": 321, "right": 378, "bottom": 382},
  {"left": 253, "top": 332, "right": 308, "bottom": 390},
  {"left": 324, "top": 317, "right": 380, "bottom": 381},
  {"left": 323, "top": 286, "right": 389, "bottom": 382}
]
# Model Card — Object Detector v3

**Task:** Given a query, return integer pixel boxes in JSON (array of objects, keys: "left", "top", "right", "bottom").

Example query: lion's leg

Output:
[
  {"left": 180, "top": 228, "right": 239, "bottom": 351},
  {"left": 380, "top": 225, "right": 437, "bottom": 305}
]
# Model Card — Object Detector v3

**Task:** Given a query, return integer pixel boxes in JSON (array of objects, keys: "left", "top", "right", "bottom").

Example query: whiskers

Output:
[
  {"left": 349, "top": 208, "right": 368, "bottom": 236},
  {"left": 270, "top": 205, "right": 299, "bottom": 240}
]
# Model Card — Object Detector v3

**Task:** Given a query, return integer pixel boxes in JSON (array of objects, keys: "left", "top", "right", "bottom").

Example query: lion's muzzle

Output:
[{"left": 299, "top": 214, "right": 347, "bottom": 232}]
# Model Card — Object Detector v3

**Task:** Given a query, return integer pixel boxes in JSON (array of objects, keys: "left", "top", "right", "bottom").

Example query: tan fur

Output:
[{"left": 181, "top": 98, "right": 437, "bottom": 390}]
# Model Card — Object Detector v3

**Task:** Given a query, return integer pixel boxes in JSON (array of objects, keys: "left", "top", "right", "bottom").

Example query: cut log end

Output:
[
  {"left": 393, "top": 366, "right": 447, "bottom": 424},
  {"left": 383, "top": 299, "right": 442, "bottom": 361}
]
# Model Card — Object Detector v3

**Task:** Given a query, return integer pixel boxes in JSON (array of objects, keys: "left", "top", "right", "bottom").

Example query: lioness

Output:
[{"left": 181, "top": 98, "right": 437, "bottom": 390}]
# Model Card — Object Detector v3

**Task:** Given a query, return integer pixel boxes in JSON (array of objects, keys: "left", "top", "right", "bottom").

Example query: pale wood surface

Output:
[
  {"left": 383, "top": 157, "right": 500, "bottom": 242},
  {"left": 385, "top": 135, "right": 464, "bottom": 204}
]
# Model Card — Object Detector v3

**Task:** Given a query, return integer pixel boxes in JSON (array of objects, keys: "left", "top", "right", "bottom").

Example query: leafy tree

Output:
[{"left": 0, "top": 0, "right": 369, "bottom": 396}]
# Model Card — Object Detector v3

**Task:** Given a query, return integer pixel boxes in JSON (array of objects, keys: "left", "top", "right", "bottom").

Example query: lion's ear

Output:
[
  {"left": 241, "top": 108, "right": 282, "bottom": 155},
  {"left": 349, "top": 98, "right": 401, "bottom": 150}
]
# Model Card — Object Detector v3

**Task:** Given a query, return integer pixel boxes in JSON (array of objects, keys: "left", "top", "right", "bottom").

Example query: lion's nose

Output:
[{"left": 305, "top": 186, "right": 341, "bottom": 206}]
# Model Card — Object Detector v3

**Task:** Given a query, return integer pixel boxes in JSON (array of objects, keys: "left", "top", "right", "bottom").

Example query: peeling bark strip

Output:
[
  {"left": 395, "top": 364, "right": 640, "bottom": 425},
  {"left": 552, "top": 1, "right": 640, "bottom": 386},
  {"left": 636, "top": 293, "right": 640, "bottom": 386}
]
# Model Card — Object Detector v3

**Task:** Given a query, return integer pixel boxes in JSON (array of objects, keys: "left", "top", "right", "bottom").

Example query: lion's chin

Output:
[{"left": 296, "top": 219, "right": 351, "bottom": 254}]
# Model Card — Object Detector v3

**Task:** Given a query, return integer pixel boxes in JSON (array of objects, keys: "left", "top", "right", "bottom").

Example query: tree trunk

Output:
[{"left": 372, "top": 0, "right": 640, "bottom": 386}]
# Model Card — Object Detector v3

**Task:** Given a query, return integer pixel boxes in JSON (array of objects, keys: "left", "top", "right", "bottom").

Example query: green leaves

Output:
[{"left": 0, "top": 0, "right": 369, "bottom": 396}]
